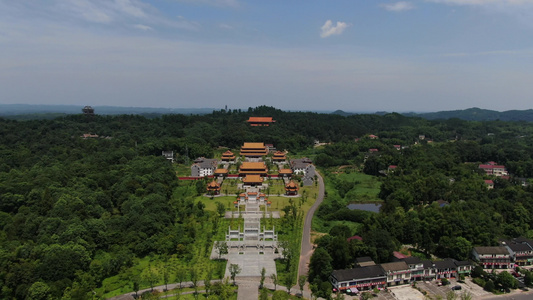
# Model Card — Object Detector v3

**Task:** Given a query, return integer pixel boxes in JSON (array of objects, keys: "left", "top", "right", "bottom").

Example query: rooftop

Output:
[
  {"left": 242, "top": 142, "right": 266, "bottom": 148},
  {"left": 240, "top": 162, "right": 267, "bottom": 169},
  {"left": 381, "top": 261, "right": 409, "bottom": 272},
  {"left": 473, "top": 246, "right": 510, "bottom": 255},
  {"left": 247, "top": 117, "right": 274, "bottom": 123},
  {"left": 332, "top": 265, "right": 385, "bottom": 282}
]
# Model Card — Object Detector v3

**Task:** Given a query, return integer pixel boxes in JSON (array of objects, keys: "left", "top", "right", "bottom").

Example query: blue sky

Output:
[{"left": 1, "top": 0, "right": 533, "bottom": 112}]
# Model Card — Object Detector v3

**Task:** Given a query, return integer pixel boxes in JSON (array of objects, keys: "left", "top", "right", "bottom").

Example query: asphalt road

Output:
[{"left": 298, "top": 172, "right": 325, "bottom": 278}]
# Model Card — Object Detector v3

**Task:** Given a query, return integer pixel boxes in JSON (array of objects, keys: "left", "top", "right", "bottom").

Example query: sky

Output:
[{"left": 1, "top": 0, "right": 533, "bottom": 112}]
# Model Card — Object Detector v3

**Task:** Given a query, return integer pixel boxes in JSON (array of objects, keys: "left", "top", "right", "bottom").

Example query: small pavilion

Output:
[
  {"left": 285, "top": 181, "right": 299, "bottom": 195},
  {"left": 272, "top": 151, "right": 286, "bottom": 162},
  {"left": 207, "top": 180, "right": 221, "bottom": 195},
  {"left": 221, "top": 150, "right": 236, "bottom": 162}
]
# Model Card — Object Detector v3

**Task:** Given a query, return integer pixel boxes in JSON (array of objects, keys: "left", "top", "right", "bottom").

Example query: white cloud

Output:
[
  {"left": 428, "top": 0, "right": 533, "bottom": 5},
  {"left": 134, "top": 24, "right": 153, "bottom": 31},
  {"left": 218, "top": 23, "right": 233, "bottom": 29},
  {"left": 320, "top": 20, "right": 348, "bottom": 38},
  {"left": 176, "top": 0, "right": 240, "bottom": 8},
  {"left": 381, "top": 1, "right": 415, "bottom": 12}
]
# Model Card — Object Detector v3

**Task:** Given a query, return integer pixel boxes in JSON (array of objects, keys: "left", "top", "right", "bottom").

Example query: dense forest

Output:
[{"left": 1, "top": 106, "right": 533, "bottom": 299}]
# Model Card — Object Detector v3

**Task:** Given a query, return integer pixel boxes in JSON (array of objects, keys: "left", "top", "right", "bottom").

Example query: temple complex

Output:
[
  {"left": 247, "top": 117, "right": 275, "bottom": 126},
  {"left": 272, "top": 150, "right": 286, "bottom": 162},
  {"left": 239, "top": 162, "right": 268, "bottom": 176},
  {"left": 285, "top": 180, "right": 299, "bottom": 195},
  {"left": 221, "top": 150, "right": 236, "bottom": 162},
  {"left": 240, "top": 142, "right": 269, "bottom": 157}
]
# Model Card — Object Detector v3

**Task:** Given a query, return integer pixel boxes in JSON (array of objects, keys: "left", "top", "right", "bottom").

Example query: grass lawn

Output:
[
  {"left": 174, "top": 164, "right": 192, "bottom": 177},
  {"left": 143, "top": 285, "right": 238, "bottom": 299}
]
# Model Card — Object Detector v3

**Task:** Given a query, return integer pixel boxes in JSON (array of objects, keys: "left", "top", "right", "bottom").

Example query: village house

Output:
[
  {"left": 502, "top": 238, "right": 533, "bottom": 266},
  {"left": 330, "top": 265, "right": 387, "bottom": 293},
  {"left": 433, "top": 260, "right": 457, "bottom": 279},
  {"left": 355, "top": 257, "right": 375, "bottom": 267},
  {"left": 472, "top": 246, "right": 514, "bottom": 270},
  {"left": 161, "top": 150, "right": 174, "bottom": 162},
  {"left": 290, "top": 158, "right": 316, "bottom": 186},
  {"left": 401, "top": 257, "right": 424, "bottom": 281},
  {"left": 455, "top": 260, "right": 473, "bottom": 277},
  {"left": 484, "top": 179, "right": 494, "bottom": 189},
  {"left": 479, "top": 161, "right": 508, "bottom": 177},
  {"left": 81, "top": 133, "right": 99, "bottom": 139},
  {"left": 330, "top": 257, "right": 472, "bottom": 295},
  {"left": 381, "top": 261, "right": 411, "bottom": 286},
  {"left": 191, "top": 157, "right": 218, "bottom": 177},
  {"left": 422, "top": 260, "right": 437, "bottom": 281}
]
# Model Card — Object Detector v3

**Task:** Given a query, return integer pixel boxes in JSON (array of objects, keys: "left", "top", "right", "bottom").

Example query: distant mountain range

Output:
[
  {"left": 0, "top": 104, "right": 215, "bottom": 119},
  {"left": 333, "top": 107, "right": 533, "bottom": 122},
  {"left": 2, "top": 104, "right": 533, "bottom": 122}
]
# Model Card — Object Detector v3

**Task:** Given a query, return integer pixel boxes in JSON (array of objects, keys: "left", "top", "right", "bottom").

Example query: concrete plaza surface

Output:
[{"left": 225, "top": 252, "right": 279, "bottom": 278}]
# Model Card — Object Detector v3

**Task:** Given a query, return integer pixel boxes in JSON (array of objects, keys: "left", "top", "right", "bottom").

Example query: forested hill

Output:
[
  {"left": 1, "top": 106, "right": 533, "bottom": 299},
  {"left": 406, "top": 107, "right": 533, "bottom": 122},
  {"left": 333, "top": 107, "right": 533, "bottom": 122}
]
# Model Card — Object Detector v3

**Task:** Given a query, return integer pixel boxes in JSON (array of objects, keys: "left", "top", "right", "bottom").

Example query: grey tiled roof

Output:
[{"left": 332, "top": 265, "right": 385, "bottom": 282}]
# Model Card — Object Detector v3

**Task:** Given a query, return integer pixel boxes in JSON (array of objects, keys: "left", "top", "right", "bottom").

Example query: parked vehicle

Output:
[{"left": 451, "top": 285, "right": 462, "bottom": 291}]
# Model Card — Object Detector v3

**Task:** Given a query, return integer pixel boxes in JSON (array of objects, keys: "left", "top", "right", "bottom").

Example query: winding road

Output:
[{"left": 298, "top": 172, "right": 325, "bottom": 278}]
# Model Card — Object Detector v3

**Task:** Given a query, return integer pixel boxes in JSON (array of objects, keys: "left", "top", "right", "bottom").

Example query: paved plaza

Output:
[
  {"left": 388, "top": 285, "right": 426, "bottom": 300},
  {"left": 225, "top": 252, "right": 279, "bottom": 278}
]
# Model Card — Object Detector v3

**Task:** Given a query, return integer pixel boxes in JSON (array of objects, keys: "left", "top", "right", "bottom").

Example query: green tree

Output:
[
  {"left": 524, "top": 270, "right": 533, "bottom": 287},
  {"left": 215, "top": 241, "right": 228, "bottom": 259},
  {"left": 282, "top": 272, "right": 295, "bottom": 294},
  {"left": 260, "top": 267, "right": 266, "bottom": 289},
  {"left": 484, "top": 279, "right": 495, "bottom": 292},
  {"left": 229, "top": 264, "right": 241, "bottom": 285},
  {"left": 216, "top": 202, "right": 226, "bottom": 217},
  {"left": 26, "top": 282, "right": 51, "bottom": 300},
  {"left": 175, "top": 266, "right": 185, "bottom": 289},
  {"left": 204, "top": 268, "right": 213, "bottom": 296},
  {"left": 308, "top": 248, "right": 333, "bottom": 283},
  {"left": 190, "top": 267, "right": 200, "bottom": 296},
  {"left": 496, "top": 271, "right": 517, "bottom": 290},
  {"left": 271, "top": 274, "right": 279, "bottom": 290},
  {"left": 141, "top": 265, "right": 160, "bottom": 291},
  {"left": 298, "top": 275, "right": 307, "bottom": 297}
]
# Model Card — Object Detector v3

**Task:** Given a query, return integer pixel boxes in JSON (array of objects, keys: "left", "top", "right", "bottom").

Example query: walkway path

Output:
[{"left": 298, "top": 172, "right": 325, "bottom": 278}]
